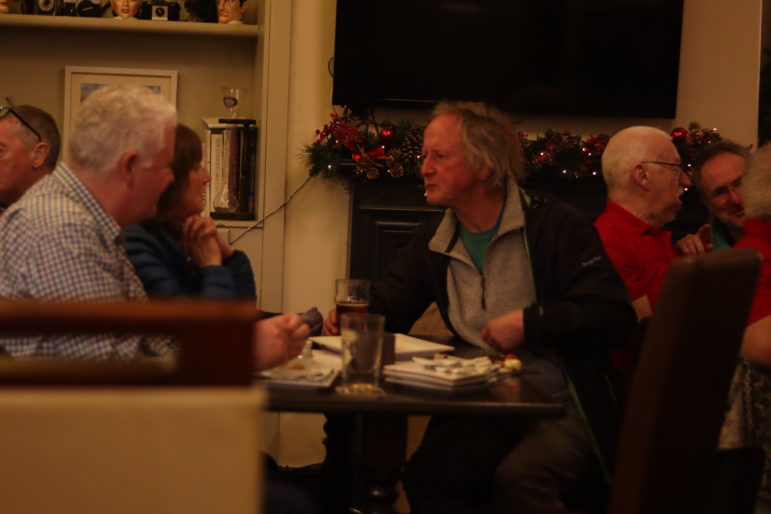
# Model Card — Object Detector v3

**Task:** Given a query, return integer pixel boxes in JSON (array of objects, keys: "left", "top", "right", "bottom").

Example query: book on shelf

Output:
[
  {"left": 203, "top": 128, "right": 225, "bottom": 217},
  {"left": 240, "top": 124, "right": 258, "bottom": 215},
  {"left": 201, "top": 118, "right": 258, "bottom": 221}
]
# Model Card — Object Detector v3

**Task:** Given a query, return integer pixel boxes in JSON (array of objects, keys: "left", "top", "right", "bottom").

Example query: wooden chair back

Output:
[
  {"left": 0, "top": 299, "right": 256, "bottom": 386},
  {"left": 608, "top": 248, "right": 762, "bottom": 514}
]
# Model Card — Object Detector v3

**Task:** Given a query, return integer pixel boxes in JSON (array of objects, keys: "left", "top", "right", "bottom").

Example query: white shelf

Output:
[
  {"left": 0, "top": 13, "right": 261, "bottom": 38},
  {"left": 212, "top": 219, "right": 264, "bottom": 229}
]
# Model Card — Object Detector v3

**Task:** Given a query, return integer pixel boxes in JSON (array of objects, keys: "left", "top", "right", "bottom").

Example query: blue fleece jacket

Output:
[{"left": 123, "top": 222, "right": 256, "bottom": 300}]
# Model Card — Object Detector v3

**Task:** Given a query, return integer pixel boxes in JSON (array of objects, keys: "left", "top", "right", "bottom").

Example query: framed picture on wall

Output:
[{"left": 63, "top": 66, "right": 178, "bottom": 149}]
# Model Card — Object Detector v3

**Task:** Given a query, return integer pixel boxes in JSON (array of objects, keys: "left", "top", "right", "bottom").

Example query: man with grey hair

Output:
[
  {"left": 0, "top": 101, "right": 61, "bottom": 212},
  {"left": 0, "top": 85, "right": 308, "bottom": 368},
  {"left": 323, "top": 102, "right": 635, "bottom": 513},
  {"left": 594, "top": 125, "right": 692, "bottom": 321},
  {"left": 678, "top": 139, "right": 750, "bottom": 254},
  {"left": 0, "top": 85, "right": 178, "bottom": 359}
]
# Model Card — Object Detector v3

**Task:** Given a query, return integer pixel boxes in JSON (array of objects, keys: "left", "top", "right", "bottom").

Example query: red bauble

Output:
[
  {"left": 379, "top": 127, "right": 395, "bottom": 145},
  {"left": 534, "top": 153, "right": 552, "bottom": 166},
  {"left": 671, "top": 127, "right": 689, "bottom": 140}
]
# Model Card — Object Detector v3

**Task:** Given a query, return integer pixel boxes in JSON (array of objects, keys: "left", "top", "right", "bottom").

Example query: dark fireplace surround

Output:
[{"left": 348, "top": 180, "right": 442, "bottom": 282}]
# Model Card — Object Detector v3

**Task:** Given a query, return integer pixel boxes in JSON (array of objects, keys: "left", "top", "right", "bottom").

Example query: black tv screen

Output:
[{"left": 332, "top": 0, "right": 683, "bottom": 118}]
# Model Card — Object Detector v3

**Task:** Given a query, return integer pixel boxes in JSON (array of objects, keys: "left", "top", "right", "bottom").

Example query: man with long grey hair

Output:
[{"left": 324, "top": 101, "right": 635, "bottom": 512}]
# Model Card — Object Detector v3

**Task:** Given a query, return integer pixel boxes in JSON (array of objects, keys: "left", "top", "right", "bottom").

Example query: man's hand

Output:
[
  {"left": 632, "top": 295, "right": 653, "bottom": 322},
  {"left": 742, "top": 315, "right": 771, "bottom": 367},
  {"left": 481, "top": 310, "right": 525, "bottom": 353},
  {"left": 676, "top": 224, "right": 712, "bottom": 255},
  {"left": 253, "top": 313, "right": 310, "bottom": 371},
  {"left": 322, "top": 308, "right": 339, "bottom": 335}
]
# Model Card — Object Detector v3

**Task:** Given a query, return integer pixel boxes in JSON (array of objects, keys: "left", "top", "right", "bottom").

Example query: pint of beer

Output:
[{"left": 335, "top": 278, "right": 370, "bottom": 320}]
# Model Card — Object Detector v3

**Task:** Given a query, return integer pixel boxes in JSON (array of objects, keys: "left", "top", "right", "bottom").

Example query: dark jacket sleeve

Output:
[
  {"left": 217, "top": 250, "right": 257, "bottom": 300},
  {"left": 523, "top": 199, "right": 636, "bottom": 353},
  {"left": 124, "top": 224, "right": 186, "bottom": 297},
  {"left": 123, "top": 224, "right": 256, "bottom": 300}
]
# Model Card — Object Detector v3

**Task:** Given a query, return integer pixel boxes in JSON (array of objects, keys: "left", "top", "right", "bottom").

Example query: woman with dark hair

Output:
[
  {"left": 124, "top": 125, "right": 318, "bottom": 514},
  {"left": 123, "top": 123, "right": 255, "bottom": 300}
]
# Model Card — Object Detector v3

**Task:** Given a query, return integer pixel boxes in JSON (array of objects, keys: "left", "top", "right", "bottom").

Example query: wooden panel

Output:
[
  {"left": 349, "top": 181, "right": 442, "bottom": 281},
  {"left": 0, "top": 300, "right": 256, "bottom": 386}
]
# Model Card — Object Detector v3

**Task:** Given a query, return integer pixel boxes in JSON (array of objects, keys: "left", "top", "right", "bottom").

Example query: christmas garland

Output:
[
  {"left": 305, "top": 110, "right": 424, "bottom": 182},
  {"left": 304, "top": 109, "right": 722, "bottom": 184}
]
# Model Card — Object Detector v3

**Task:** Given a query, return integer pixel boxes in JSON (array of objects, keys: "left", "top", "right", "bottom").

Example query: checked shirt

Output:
[{"left": 0, "top": 164, "right": 172, "bottom": 359}]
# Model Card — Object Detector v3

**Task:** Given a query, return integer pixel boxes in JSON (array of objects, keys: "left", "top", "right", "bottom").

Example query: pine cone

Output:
[
  {"left": 355, "top": 155, "right": 380, "bottom": 180},
  {"left": 388, "top": 161, "right": 405, "bottom": 178},
  {"left": 401, "top": 127, "right": 424, "bottom": 162},
  {"left": 387, "top": 148, "right": 406, "bottom": 162}
]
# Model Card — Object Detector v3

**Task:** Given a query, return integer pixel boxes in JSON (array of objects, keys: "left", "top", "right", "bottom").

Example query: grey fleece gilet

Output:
[{"left": 427, "top": 181, "right": 568, "bottom": 398}]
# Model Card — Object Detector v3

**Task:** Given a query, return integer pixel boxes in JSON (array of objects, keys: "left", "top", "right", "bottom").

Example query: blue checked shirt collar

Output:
[{"left": 55, "top": 163, "right": 123, "bottom": 245}]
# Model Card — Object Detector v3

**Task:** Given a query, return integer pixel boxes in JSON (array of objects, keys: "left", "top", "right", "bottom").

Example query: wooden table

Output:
[{"left": 267, "top": 371, "right": 564, "bottom": 514}]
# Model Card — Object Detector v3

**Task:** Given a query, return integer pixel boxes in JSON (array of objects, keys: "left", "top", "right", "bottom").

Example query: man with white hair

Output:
[
  {"left": 594, "top": 126, "right": 692, "bottom": 321},
  {"left": 0, "top": 84, "right": 178, "bottom": 360},
  {"left": 0, "top": 85, "right": 307, "bottom": 367}
]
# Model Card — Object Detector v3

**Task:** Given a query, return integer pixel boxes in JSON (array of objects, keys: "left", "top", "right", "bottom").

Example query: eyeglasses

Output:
[
  {"left": 0, "top": 97, "right": 42, "bottom": 143},
  {"left": 709, "top": 177, "right": 742, "bottom": 203},
  {"left": 641, "top": 160, "right": 683, "bottom": 178}
]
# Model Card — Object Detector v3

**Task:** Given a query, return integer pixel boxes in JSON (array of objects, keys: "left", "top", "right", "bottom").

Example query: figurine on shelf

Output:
[
  {"left": 216, "top": 0, "right": 245, "bottom": 24},
  {"left": 34, "top": 0, "right": 56, "bottom": 15},
  {"left": 111, "top": 0, "right": 140, "bottom": 18}
]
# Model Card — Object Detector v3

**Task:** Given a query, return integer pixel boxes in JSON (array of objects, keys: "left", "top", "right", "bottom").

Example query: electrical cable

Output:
[{"left": 215, "top": 175, "right": 313, "bottom": 245}]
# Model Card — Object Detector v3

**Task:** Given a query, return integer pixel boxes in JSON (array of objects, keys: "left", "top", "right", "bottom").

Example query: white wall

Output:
[
  {"left": 676, "top": 0, "right": 761, "bottom": 147},
  {"left": 283, "top": 0, "right": 347, "bottom": 317},
  {"left": 274, "top": 0, "right": 343, "bottom": 466}
]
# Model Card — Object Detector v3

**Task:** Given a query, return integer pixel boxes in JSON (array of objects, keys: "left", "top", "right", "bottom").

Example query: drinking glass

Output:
[
  {"left": 220, "top": 86, "right": 248, "bottom": 119},
  {"left": 337, "top": 312, "right": 385, "bottom": 395},
  {"left": 334, "top": 279, "right": 370, "bottom": 321}
]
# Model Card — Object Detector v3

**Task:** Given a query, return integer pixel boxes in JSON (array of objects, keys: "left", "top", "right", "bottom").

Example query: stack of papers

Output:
[
  {"left": 383, "top": 356, "right": 498, "bottom": 393},
  {"left": 309, "top": 333, "right": 453, "bottom": 359}
]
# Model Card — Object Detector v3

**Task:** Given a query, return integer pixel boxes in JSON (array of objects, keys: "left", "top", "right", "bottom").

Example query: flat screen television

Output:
[{"left": 332, "top": 0, "right": 684, "bottom": 118}]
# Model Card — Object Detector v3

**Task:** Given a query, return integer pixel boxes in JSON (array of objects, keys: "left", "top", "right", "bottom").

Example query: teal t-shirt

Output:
[
  {"left": 460, "top": 210, "right": 503, "bottom": 273},
  {"left": 711, "top": 217, "right": 737, "bottom": 251}
]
